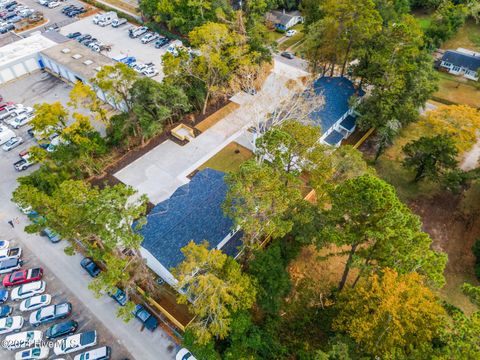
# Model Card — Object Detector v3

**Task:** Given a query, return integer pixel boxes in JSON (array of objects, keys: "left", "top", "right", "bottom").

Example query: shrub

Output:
[{"left": 473, "top": 239, "right": 480, "bottom": 280}]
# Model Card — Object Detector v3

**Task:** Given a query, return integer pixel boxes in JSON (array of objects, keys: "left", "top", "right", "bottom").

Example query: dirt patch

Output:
[
  {"left": 288, "top": 244, "right": 358, "bottom": 296},
  {"left": 409, "top": 190, "right": 480, "bottom": 314}
]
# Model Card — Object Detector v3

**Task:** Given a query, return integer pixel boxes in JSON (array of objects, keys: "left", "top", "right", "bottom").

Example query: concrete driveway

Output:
[{"left": 115, "top": 60, "right": 310, "bottom": 204}]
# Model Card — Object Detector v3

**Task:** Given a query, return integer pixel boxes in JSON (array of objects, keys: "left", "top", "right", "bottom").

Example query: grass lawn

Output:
[
  {"left": 278, "top": 24, "right": 305, "bottom": 51},
  {"left": 443, "top": 19, "right": 480, "bottom": 52},
  {"left": 433, "top": 72, "right": 480, "bottom": 108},
  {"left": 197, "top": 142, "right": 253, "bottom": 173}
]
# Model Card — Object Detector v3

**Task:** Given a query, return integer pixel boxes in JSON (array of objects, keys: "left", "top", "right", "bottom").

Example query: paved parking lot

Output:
[
  {"left": 0, "top": 237, "right": 132, "bottom": 360},
  {"left": 0, "top": 71, "right": 106, "bottom": 134},
  {"left": 59, "top": 15, "right": 166, "bottom": 81},
  {"left": 20, "top": 0, "right": 84, "bottom": 35},
  {"left": 0, "top": 71, "right": 178, "bottom": 359}
]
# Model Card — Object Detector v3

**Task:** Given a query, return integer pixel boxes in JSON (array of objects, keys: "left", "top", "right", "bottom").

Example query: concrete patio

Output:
[{"left": 114, "top": 60, "right": 310, "bottom": 204}]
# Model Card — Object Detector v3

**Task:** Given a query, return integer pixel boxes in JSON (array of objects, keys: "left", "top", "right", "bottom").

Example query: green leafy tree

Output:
[
  {"left": 68, "top": 82, "right": 109, "bottom": 124},
  {"left": 303, "top": 0, "right": 382, "bottom": 75},
  {"left": 319, "top": 174, "right": 446, "bottom": 290},
  {"left": 129, "top": 78, "right": 191, "bottom": 144},
  {"left": 435, "top": 306, "right": 480, "bottom": 358},
  {"left": 173, "top": 241, "right": 257, "bottom": 344},
  {"left": 334, "top": 269, "right": 446, "bottom": 358},
  {"left": 12, "top": 180, "right": 149, "bottom": 298},
  {"left": 163, "top": 21, "right": 253, "bottom": 114},
  {"left": 91, "top": 62, "right": 139, "bottom": 113},
  {"left": 223, "top": 160, "right": 302, "bottom": 246},
  {"left": 402, "top": 134, "right": 458, "bottom": 183},
  {"left": 425, "top": 1, "right": 468, "bottom": 49}
]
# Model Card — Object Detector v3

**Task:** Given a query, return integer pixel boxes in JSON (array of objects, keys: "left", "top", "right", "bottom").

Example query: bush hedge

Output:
[{"left": 472, "top": 239, "right": 480, "bottom": 280}]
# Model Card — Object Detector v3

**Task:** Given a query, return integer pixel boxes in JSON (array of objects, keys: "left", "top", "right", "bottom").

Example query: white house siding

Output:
[{"left": 140, "top": 247, "right": 178, "bottom": 287}]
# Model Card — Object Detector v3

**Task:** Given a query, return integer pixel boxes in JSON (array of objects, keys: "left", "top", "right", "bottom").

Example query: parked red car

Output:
[{"left": 2, "top": 267, "right": 43, "bottom": 287}]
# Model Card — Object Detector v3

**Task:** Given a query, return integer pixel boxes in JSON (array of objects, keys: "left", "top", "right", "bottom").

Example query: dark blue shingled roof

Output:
[
  {"left": 442, "top": 50, "right": 480, "bottom": 72},
  {"left": 310, "top": 77, "right": 363, "bottom": 132},
  {"left": 324, "top": 130, "right": 344, "bottom": 146},
  {"left": 339, "top": 114, "right": 356, "bottom": 131},
  {"left": 139, "top": 169, "right": 235, "bottom": 270}
]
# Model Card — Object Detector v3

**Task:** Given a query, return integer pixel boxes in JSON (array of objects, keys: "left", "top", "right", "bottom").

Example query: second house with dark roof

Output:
[{"left": 440, "top": 49, "right": 480, "bottom": 81}]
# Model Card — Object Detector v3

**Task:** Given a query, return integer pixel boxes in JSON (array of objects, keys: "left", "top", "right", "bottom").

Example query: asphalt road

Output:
[
  {"left": 274, "top": 52, "right": 309, "bottom": 72},
  {"left": 0, "top": 76, "right": 178, "bottom": 359}
]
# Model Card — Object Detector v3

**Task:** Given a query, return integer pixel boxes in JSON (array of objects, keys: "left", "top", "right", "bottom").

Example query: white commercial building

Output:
[{"left": 0, "top": 33, "right": 59, "bottom": 85}]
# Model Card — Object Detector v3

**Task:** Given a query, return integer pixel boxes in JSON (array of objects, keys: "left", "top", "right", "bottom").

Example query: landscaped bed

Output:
[{"left": 197, "top": 142, "right": 253, "bottom": 173}]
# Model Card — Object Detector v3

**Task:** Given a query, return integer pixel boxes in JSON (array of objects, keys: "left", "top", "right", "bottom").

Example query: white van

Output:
[
  {"left": 0, "top": 125, "right": 15, "bottom": 146},
  {"left": 95, "top": 11, "right": 117, "bottom": 26}
]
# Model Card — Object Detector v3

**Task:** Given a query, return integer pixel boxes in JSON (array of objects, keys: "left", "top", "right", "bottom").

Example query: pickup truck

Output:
[
  {"left": 132, "top": 304, "right": 158, "bottom": 331},
  {"left": 29, "top": 302, "right": 72, "bottom": 327},
  {"left": 3, "top": 267, "right": 43, "bottom": 287},
  {"left": 0, "top": 247, "right": 21, "bottom": 260},
  {"left": 14, "top": 153, "right": 35, "bottom": 171}
]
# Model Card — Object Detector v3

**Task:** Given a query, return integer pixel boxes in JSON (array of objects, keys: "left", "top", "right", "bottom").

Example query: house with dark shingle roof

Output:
[
  {"left": 138, "top": 168, "right": 241, "bottom": 286},
  {"left": 440, "top": 49, "right": 480, "bottom": 81},
  {"left": 310, "top": 77, "right": 364, "bottom": 146},
  {"left": 266, "top": 10, "right": 303, "bottom": 31}
]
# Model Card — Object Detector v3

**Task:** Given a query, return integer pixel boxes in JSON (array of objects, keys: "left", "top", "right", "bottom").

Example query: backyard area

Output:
[
  {"left": 443, "top": 19, "right": 480, "bottom": 52},
  {"left": 361, "top": 116, "right": 480, "bottom": 315},
  {"left": 197, "top": 142, "right": 253, "bottom": 173},
  {"left": 433, "top": 72, "right": 480, "bottom": 108}
]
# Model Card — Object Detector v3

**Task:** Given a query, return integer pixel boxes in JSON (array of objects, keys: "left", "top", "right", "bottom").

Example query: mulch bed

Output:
[{"left": 88, "top": 97, "right": 231, "bottom": 188}]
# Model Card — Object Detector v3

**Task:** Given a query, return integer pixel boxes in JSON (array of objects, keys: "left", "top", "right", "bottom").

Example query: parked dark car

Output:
[
  {"left": 280, "top": 51, "right": 294, "bottom": 59},
  {"left": 80, "top": 258, "right": 101, "bottom": 277},
  {"left": 45, "top": 319, "right": 78, "bottom": 339},
  {"left": 66, "top": 31, "right": 81, "bottom": 39},
  {"left": 76, "top": 34, "right": 91, "bottom": 42},
  {"left": 154, "top": 37, "right": 170, "bottom": 48},
  {"left": 0, "top": 289, "right": 8, "bottom": 303},
  {"left": 132, "top": 304, "right": 158, "bottom": 331},
  {"left": 109, "top": 287, "right": 127, "bottom": 306},
  {"left": 41, "top": 228, "right": 61, "bottom": 243},
  {"left": 0, "top": 305, "right": 12, "bottom": 318}
]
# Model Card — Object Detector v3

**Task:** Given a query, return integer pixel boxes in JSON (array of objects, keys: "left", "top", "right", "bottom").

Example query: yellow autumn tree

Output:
[
  {"left": 333, "top": 268, "right": 446, "bottom": 358},
  {"left": 419, "top": 105, "right": 480, "bottom": 153},
  {"left": 173, "top": 241, "right": 257, "bottom": 344}
]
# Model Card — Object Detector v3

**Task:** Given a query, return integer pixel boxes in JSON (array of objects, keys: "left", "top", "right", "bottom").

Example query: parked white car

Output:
[
  {"left": 73, "top": 346, "right": 111, "bottom": 360},
  {"left": 54, "top": 331, "right": 97, "bottom": 355},
  {"left": 47, "top": 1, "right": 60, "bottom": 8},
  {"left": 176, "top": 348, "right": 197, "bottom": 360},
  {"left": 141, "top": 32, "right": 159, "bottom": 44},
  {"left": 2, "top": 136, "right": 23, "bottom": 151},
  {"left": 15, "top": 346, "right": 49, "bottom": 360},
  {"left": 19, "top": 294, "right": 52, "bottom": 312},
  {"left": 11, "top": 281, "right": 46, "bottom": 301},
  {"left": 0, "top": 316, "right": 24, "bottom": 335},
  {"left": 6, "top": 114, "right": 33, "bottom": 129},
  {"left": 4, "top": 330, "right": 43, "bottom": 350},
  {"left": 286, "top": 29, "right": 297, "bottom": 37},
  {"left": 142, "top": 67, "right": 158, "bottom": 77}
]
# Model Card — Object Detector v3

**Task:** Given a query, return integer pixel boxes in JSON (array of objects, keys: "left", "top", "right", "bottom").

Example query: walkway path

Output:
[{"left": 115, "top": 60, "right": 309, "bottom": 204}]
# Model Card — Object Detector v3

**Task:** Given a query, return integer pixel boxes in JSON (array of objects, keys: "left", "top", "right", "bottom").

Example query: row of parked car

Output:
[
  {"left": 59, "top": 3, "right": 87, "bottom": 17},
  {"left": 0, "top": 237, "right": 112, "bottom": 359},
  {"left": 66, "top": 31, "right": 110, "bottom": 53},
  {"left": 0, "top": 0, "right": 38, "bottom": 33},
  {"left": 36, "top": 0, "right": 61, "bottom": 9},
  {"left": 80, "top": 257, "right": 159, "bottom": 332}
]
